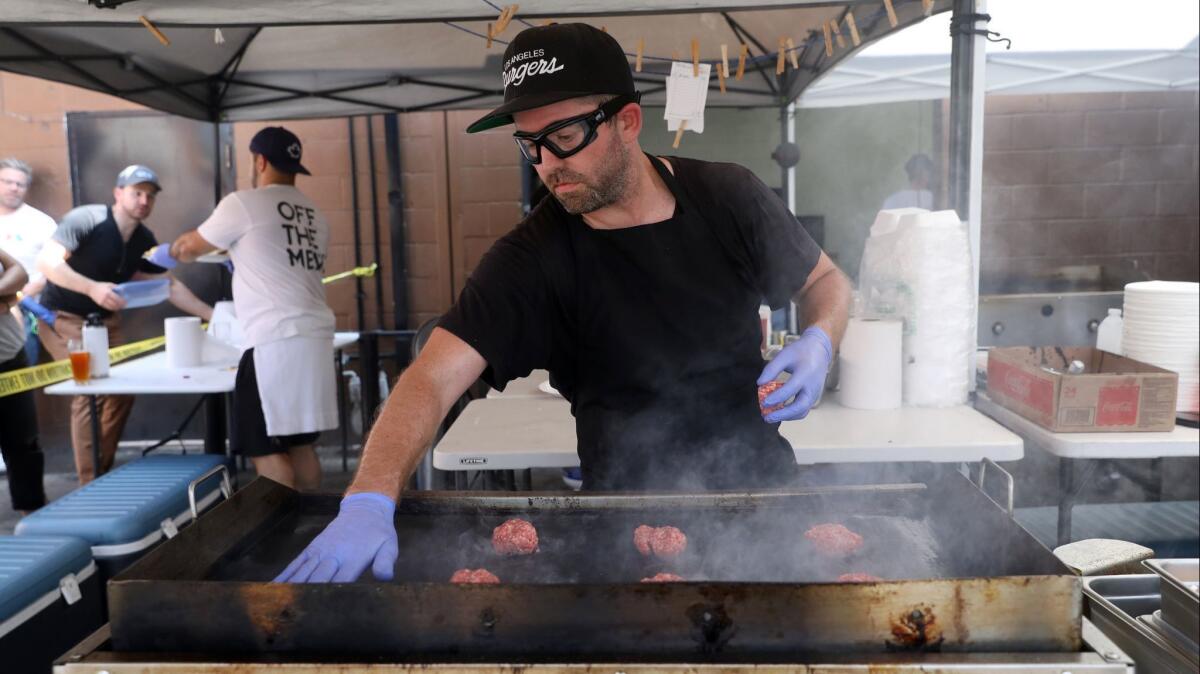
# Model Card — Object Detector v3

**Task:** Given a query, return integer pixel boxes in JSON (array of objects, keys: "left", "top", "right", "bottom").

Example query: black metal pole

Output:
[
  {"left": 366, "top": 116, "right": 385, "bottom": 328},
  {"left": 89, "top": 395, "right": 102, "bottom": 479},
  {"left": 947, "top": 0, "right": 977, "bottom": 219},
  {"left": 384, "top": 114, "right": 408, "bottom": 330},
  {"left": 348, "top": 117, "right": 367, "bottom": 330},
  {"left": 359, "top": 332, "right": 381, "bottom": 437}
]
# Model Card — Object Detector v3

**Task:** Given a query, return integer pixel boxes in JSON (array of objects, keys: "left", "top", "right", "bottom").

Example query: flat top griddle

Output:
[{"left": 110, "top": 474, "right": 1080, "bottom": 660}]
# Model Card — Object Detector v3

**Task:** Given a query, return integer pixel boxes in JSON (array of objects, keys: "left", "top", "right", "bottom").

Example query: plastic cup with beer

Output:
[{"left": 68, "top": 338, "right": 90, "bottom": 384}]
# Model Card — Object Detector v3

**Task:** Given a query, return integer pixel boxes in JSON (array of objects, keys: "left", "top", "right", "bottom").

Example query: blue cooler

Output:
[
  {"left": 0, "top": 536, "right": 103, "bottom": 674},
  {"left": 15, "top": 454, "right": 231, "bottom": 580}
]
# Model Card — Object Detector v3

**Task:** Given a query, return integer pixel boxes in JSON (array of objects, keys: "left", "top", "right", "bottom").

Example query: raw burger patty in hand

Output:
[
  {"left": 758, "top": 380, "right": 787, "bottom": 415},
  {"left": 804, "top": 523, "right": 864, "bottom": 555},
  {"left": 492, "top": 518, "right": 539, "bottom": 555},
  {"left": 633, "top": 525, "right": 687, "bottom": 559},
  {"left": 450, "top": 568, "right": 500, "bottom": 584}
]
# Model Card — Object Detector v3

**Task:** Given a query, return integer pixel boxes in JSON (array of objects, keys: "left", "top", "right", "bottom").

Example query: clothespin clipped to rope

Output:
[
  {"left": 541, "top": 19, "right": 556, "bottom": 26},
  {"left": 691, "top": 38, "right": 700, "bottom": 77},
  {"left": 822, "top": 22, "right": 833, "bottom": 58},
  {"left": 882, "top": 0, "right": 898, "bottom": 28},
  {"left": 830, "top": 20, "right": 846, "bottom": 49},
  {"left": 845, "top": 12, "right": 861, "bottom": 46},
  {"left": 776, "top": 37, "right": 786, "bottom": 76},
  {"left": 922, "top": 0, "right": 934, "bottom": 17},
  {"left": 672, "top": 119, "right": 687, "bottom": 149},
  {"left": 138, "top": 16, "right": 170, "bottom": 46},
  {"left": 786, "top": 38, "right": 799, "bottom": 70},
  {"left": 736, "top": 44, "right": 748, "bottom": 80},
  {"left": 213, "top": 28, "right": 225, "bottom": 45},
  {"left": 718, "top": 44, "right": 729, "bottom": 93},
  {"left": 493, "top": 5, "right": 518, "bottom": 35},
  {"left": 486, "top": 23, "right": 494, "bottom": 48},
  {"left": 600, "top": 26, "right": 607, "bottom": 33},
  {"left": 636, "top": 38, "right": 644, "bottom": 72}
]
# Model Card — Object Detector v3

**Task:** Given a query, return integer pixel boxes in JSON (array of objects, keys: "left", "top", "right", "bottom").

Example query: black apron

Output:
[{"left": 553, "top": 155, "right": 799, "bottom": 491}]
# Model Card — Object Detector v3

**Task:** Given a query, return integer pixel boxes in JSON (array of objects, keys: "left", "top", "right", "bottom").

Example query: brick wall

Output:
[
  {"left": 981, "top": 91, "right": 1200, "bottom": 287},
  {"left": 0, "top": 72, "right": 143, "bottom": 219}
]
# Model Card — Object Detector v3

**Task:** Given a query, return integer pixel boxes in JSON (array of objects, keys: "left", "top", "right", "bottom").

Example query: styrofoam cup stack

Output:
[{"left": 1121, "top": 281, "right": 1200, "bottom": 413}]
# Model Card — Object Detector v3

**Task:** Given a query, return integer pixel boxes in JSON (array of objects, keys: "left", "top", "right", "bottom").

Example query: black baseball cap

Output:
[
  {"left": 116, "top": 164, "right": 162, "bottom": 192},
  {"left": 466, "top": 23, "right": 638, "bottom": 134},
  {"left": 249, "top": 126, "right": 311, "bottom": 176}
]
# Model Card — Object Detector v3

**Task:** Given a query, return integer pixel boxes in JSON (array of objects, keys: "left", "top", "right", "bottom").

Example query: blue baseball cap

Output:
[
  {"left": 116, "top": 164, "right": 162, "bottom": 192},
  {"left": 249, "top": 126, "right": 311, "bottom": 176}
]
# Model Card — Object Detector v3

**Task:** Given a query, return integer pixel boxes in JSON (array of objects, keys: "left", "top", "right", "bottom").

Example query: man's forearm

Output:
[
  {"left": 42, "top": 260, "right": 96, "bottom": 296},
  {"left": 349, "top": 367, "right": 452, "bottom": 501},
  {"left": 794, "top": 266, "right": 851, "bottom": 349},
  {"left": 167, "top": 276, "right": 213, "bottom": 320},
  {"left": 0, "top": 266, "right": 27, "bottom": 297}
]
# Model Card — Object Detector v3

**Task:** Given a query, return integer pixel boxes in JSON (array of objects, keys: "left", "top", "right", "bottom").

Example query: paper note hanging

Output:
[{"left": 664, "top": 61, "right": 711, "bottom": 135}]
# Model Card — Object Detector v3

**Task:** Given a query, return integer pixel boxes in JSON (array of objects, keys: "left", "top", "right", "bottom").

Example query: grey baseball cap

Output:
[{"left": 116, "top": 164, "right": 162, "bottom": 192}]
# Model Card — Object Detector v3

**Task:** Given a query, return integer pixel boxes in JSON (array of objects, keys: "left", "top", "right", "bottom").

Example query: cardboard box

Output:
[{"left": 987, "top": 347, "right": 1179, "bottom": 433}]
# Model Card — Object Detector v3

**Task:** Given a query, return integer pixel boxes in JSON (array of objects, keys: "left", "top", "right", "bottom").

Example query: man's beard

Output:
[
  {"left": 0, "top": 196, "right": 21, "bottom": 210},
  {"left": 545, "top": 136, "right": 632, "bottom": 215}
]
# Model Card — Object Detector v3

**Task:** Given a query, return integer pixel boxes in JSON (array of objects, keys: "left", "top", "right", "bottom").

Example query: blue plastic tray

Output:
[
  {"left": 15, "top": 455, "right": 227, "bottom": 556},
  {"left": 0, "top": 536, "right": 92, "bottom": 624}
]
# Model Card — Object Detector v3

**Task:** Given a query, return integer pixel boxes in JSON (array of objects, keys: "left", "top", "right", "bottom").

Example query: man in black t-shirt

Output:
[
  {"left": 276, "top": 24, "right": 851, "bottom": 584},
  {"left": 35, "top": 165, "right": 213, "bottom": 483}
]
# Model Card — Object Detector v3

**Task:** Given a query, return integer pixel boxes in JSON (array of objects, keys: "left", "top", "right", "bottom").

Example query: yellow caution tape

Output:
[
  {"left": 323, "top": 263, "right": 378, "bottom": 285},
  {"left": 0, "top": 334, "right": 167, "bottom": 399}
]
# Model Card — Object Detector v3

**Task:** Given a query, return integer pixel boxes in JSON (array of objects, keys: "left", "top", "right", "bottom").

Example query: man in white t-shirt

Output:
[
  {"left": 0, "top": 158, "right": 58, "bottom": 363},
  {"left": 881, "top": 153, "right": 935, "bottom": 211},
  {"left": 149, "top": 127, "right": 337, "bottom": 490}
]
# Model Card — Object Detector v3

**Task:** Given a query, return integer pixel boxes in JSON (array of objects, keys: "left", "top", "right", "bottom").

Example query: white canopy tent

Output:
[
  {"left": 0, "top": 0, "right": 955, "bottom": 122},
  {"left": 800, "top": 0, "right": 1199, "bottom": 107}
]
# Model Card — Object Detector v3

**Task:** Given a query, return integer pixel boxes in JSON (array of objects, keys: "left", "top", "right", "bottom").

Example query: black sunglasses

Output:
[{"left": 512, "top": 94, "right": 640, "bottom": 165}]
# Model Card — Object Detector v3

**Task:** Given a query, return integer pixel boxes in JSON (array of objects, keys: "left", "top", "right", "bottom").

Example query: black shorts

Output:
[{"left": 232, "top": 347, "right": 320, "bottom": 458}]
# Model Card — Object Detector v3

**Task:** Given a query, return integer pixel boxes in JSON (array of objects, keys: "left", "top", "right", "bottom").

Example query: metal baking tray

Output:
[
  {"left": 1082, "top": 574, "right": 1197, "bottom": 674},
  {"left": 1144, "top": 559, "right": 1199, "bottom": 642}
]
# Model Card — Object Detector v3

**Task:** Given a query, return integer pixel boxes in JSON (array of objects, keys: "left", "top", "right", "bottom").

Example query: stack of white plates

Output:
[{"left": 1122, "top": 281, "right": 1200, "bottom": 413}]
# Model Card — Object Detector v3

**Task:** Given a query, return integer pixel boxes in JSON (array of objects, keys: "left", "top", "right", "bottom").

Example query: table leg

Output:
[
  {"left": 336, "top": 349, "right": 349, "bottom": 473},
  {"left": 1057, "top": 459, "right": 1074, "bottom": 547},
  {"left": 88, "top": 395, "right": 102, "bottom": 478},
  {"left": 1147, "top": 458, "right": 1163, "bottom": 502},
  {"left": 204, "top": 394, "right": 226, "bottom": 455}
]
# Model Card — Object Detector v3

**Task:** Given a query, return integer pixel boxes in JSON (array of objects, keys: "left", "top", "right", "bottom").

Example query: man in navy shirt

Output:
[{"left": 36, "top": 165, "right": 212, "bottom": 483}]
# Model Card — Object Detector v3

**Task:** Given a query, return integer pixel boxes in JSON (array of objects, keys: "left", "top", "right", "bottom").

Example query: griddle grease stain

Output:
[
  {"left": 686, "top": 602, "right": 736, "bottom": 654},
  {"left": 885, "top": 604, "right": 944, "bottom": 652}
]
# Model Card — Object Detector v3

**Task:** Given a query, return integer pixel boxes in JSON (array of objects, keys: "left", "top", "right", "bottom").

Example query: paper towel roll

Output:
[
  {"left": 165, "top": 317, "right": 203, "bottom": 368},
  {"left": 837, "top": 317, "right": 902, "bottom": 410}
]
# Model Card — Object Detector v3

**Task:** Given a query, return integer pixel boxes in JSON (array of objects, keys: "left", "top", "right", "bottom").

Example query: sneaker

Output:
[{"left": 561, "top": 467, "right": 582, "bottom": 491}]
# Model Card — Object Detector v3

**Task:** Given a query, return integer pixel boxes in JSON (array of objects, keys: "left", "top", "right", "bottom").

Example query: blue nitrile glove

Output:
[
  {"left": 145, "top": 242, "right": 178, "bottom": 270},
  {"left": 757, "top": 326, "right": 833, "bottom": 423},
  {"left": 273, "top": 492, "right": 399, "bottom": 583},
  {"left": 18, "top": 296, "right": 55, "bottom": 327}
]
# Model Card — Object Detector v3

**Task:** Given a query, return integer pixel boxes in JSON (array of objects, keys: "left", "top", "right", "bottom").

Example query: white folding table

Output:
[
  {"left": 435, "top": 374, "right": 1023, "bottom": 476},
  {"left": 975, "top": 391, "right": 1199, "bottom": 545},
  {"left": 45, "top": 332, "right": 360, "bottom": 477}
]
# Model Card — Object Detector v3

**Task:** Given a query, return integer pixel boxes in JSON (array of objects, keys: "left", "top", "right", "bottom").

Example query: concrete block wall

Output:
[{"left": 981, "top": 91, "right": 1200, "bottom": 286}]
